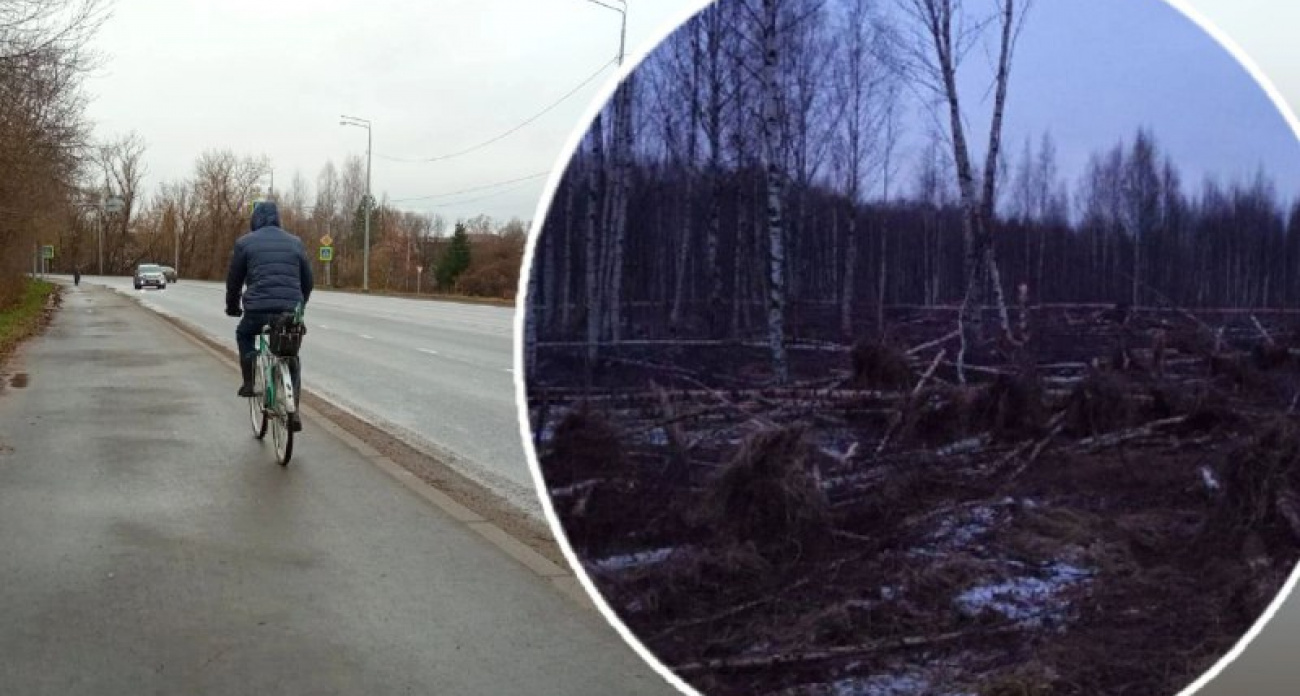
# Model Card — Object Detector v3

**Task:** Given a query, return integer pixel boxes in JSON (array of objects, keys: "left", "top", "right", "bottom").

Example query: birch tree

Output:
[
  {"left": 832, "top": 0, "right": 898, "bottom": 337},
  {"left": 897, "top": 0, "right": 1033, "bottom": 350},
  {"left": 760, "top": 0, "right": 790, "bottom": 382}
]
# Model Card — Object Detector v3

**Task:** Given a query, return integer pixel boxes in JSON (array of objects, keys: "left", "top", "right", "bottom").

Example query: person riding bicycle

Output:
[{"left": 225, "top": 200, "right": 313, "bottom": 432}]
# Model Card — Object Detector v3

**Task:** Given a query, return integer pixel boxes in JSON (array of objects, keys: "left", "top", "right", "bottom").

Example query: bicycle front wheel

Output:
[{"left": 248, "top": 354, "right": 268, "bottom": 439}]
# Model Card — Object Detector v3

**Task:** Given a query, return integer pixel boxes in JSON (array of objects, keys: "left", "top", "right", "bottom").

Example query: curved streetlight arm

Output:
[{"left": 582, "top": 0, "right": 627, "bottom": 65}]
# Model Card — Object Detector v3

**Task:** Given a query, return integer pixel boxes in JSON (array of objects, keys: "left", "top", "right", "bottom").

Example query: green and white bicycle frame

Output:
[{"left": 247, "top": 303, "right": 303, "bottom": 465}]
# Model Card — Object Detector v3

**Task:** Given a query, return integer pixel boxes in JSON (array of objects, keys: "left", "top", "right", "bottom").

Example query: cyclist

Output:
[{"left": 225, "top": 200, "right": 313, "bottom": 432}]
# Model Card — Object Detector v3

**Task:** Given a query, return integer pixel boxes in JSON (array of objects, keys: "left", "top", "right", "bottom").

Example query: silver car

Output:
[{"left": 134, "top": 263, "right": 167, "bottom": 290}]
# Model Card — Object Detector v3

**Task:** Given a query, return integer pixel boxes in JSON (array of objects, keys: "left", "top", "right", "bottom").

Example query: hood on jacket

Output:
[{"left": 250, "top": 201, "right": 282, "bottom": 231}]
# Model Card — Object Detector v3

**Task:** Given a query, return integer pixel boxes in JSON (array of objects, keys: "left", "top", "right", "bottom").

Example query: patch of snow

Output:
[
  {"left": 954, "top": 562, "right": 1093, "bottom": 628},
  {"left": 587, "top": 546, "right": 678, "bottom": 572},
  {"left": 549, "top": 479, "right": 599, "bottom": 498},
  {"left": 937, "top": 436, "right": 987, "bottom": 457},
  {"left": 827, "top": 672, "right": 930, "bottom": 696},
  {"left": 532, "top": 407, "right": 576, "bottom": 445},
  {"left": 926, "top": 505, "right": 999, "bottom": 551},
  {"left": 643, "top": 427, "right": 669, "bottom": 446},
  {"left": 535, "top": 422, "right": 558, "bottom": 444},
  {"left": 1200, "top": 466, "right": 1221, "bottom": 492}
]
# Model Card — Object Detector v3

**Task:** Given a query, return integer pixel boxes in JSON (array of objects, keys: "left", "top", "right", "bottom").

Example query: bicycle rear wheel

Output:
[
  {"left": 248, "top": 354, "right": 268, "bottom": 439},
  {"left": 270, "top": 362, "right": 294, "bottom": 466}
]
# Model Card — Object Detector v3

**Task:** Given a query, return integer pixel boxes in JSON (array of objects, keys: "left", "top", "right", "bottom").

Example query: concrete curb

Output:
[{"left": 101, "top": 284, "right": 592, "bottom": 613}]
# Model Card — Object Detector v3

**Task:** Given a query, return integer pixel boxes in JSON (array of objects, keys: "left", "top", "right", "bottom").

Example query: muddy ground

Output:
[{"left": 527, "top": 305, "right": 1300, "bottom": 696}]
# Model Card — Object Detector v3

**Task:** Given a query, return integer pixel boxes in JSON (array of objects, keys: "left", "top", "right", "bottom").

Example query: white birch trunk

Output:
[
  {"left": 584, "top": 116, "right": 606, "bottom": 364},
  {"left": 761, "top": 0, "right": 789, "bottom": 383}
]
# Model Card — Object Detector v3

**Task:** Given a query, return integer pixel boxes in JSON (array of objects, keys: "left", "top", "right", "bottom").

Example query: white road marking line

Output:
[
  {"left": 419, "top": 349, "right": 439, "bottom": 355},
  {"left": 503, "top": 368, "right": 514, "bottom": 373},
  {"left": 360, "top": 334, "right": 374, "bottom": 340}
]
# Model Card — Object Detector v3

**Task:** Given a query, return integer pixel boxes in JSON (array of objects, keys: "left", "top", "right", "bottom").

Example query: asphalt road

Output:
[
  {"left": 80, "top": 276, "right": 537, "bottom": 518},
  {"left": 0, "top": 284, "right": 672, "bottom": 695}
]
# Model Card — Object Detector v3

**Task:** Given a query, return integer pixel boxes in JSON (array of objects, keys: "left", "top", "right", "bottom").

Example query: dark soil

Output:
[{"left": 528, "top": 306, "right": 1300, "bottom": 696}]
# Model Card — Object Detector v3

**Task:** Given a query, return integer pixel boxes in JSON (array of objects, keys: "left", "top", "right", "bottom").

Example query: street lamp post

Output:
[
  {"left": 340, "top": 115, "right": 373, "bottom": 292},
  {"left": 583, "top": 0, "right": 627, "bottom": 66},
  {"left": 97, "top": 210, "right": 103, "bottom": 276},
  {"left": 174, "top": 212, "right": 181, "bottom": 276}
]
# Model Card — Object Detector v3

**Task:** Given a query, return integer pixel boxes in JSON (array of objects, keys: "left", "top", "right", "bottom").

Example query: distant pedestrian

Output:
[{"left": 73, "top": 267, "right": 81, "bottom": 286}]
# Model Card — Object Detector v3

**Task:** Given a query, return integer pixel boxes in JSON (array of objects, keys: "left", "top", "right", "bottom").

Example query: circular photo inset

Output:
[{"left": 520, "top": 1, "right": 1300, "bottom": 694}]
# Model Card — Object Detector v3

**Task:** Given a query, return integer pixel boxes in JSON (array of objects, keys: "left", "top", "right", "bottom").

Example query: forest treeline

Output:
[
  {"left": 536, "top": 126, "right": 1300, "bottom": 338},
  {"left": 60, "top": 140, "right": 528, "bottom": 298},
  {"left": 50, "top": 145, "right": 529, "bottom": 297},
  {"left": 525, "top": 0, "right": 1300, "bottom": 373}
]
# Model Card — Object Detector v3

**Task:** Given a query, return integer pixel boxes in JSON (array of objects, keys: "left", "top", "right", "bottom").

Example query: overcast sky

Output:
[
  {"left": 82, "top": 1, "right": 1300, "bottom": 225},
  {"left": 82, "top": 0, "right": 710, "bottom": 224},
  {"left": 926, "top": 0, "right": 1300, "bottom": 206}
]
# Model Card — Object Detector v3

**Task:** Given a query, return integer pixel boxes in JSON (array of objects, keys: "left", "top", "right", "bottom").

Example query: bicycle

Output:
[{"left": 247, "top": 304, "right": 305, "bottom": 466}]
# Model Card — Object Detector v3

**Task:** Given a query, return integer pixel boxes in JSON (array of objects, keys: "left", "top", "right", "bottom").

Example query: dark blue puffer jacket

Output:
[{"left": 226, "top": 201, "right": 314, "bottom": 313}]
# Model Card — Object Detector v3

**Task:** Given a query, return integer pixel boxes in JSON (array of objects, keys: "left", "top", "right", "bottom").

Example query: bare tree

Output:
[
  {"left": 897, "top": 0, "right": 1034, "bottom": 349},
  {"left": 584, "top": 118, "right": 606, "bottom": 366},
  {"left": 97, "top": 132, "right": 147, "bottom": 273},
  {"left": 659, "top": 20, "right": 703, "bottom": 330},
  {"left": 759, "top": 0, "right": 790, "bottom": 382},
  {"left": 1121, "top": 128, "right": 1159, "bottom": 306},
  {"left": 832, "top": 0, "right": 895, "bottom": 337},
  {"left": 602, "top": 74, "right": 637, "bottom": 342}
]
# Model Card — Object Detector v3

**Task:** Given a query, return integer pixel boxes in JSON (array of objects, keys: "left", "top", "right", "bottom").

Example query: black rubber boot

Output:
[
  {"left": 238, "top": 355, "right": 255, "bottom": 397},
  {"left": 288, "top": 412, "right": 303, "bottom": 432}
]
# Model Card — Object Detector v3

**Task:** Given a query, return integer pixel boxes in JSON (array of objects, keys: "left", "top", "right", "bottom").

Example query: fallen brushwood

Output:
[
  {"left": 907, "top": 329, "right": 961, "bottom": 356},
  {"left": 670, "top": 626, "right": 1020, "bottom": 676},
  {"left": 913, "top": 349, "right": 946, "bottom": 396},
  {"left": 1076, "top": 416, "right": 1189, "bottom": 450},
  {"left": 1002, "top": 412, "right": 1068, "bottom": 484}
]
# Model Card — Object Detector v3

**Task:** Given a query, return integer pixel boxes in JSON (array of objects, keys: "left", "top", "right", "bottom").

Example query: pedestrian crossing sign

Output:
[{"left": 319, "top": 246, "right": 333, "bottom": 262}]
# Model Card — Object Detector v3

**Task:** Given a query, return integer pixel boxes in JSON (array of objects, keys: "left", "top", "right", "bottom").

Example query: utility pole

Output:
[
  {"left": 99, "top": 180, "right": 107, "bottom": 276},
  {"left": 101, "top": 193, "right": 124, "bottom": 276},
  {"left": 174, "top": 204, "right": 180, "bottom": 275}
]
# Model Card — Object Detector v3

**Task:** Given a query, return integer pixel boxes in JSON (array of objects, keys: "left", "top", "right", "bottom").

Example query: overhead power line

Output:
[
  {"left": 390, "top": 171, "right": 551, "bottom": 203},
  {"left": 401, "top": 179, "right": 543, "bottom": 212},
  {"left": 378, "top": 58, "right": 618, "bottom": 164}
]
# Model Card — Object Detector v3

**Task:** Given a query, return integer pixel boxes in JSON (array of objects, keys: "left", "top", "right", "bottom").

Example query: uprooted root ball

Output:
[
  {"left": 851, "top": 340, "right": 915, "bottom": 390},
  {"left": 1213, "top": 418, "right": 1300, "bottom": 544},
  {"left": 901, "top": 374, "right": 1046, "bottom": 446},
  {"left": 1064, "top": 370, "right": 1142, "bottom": 437},
  {"left": 974, "top": 373, "right": 1048, "bottom": 441},
  {"left": 543, "top": 405, "right": 626, "bottom": 487},
  {"left": 902, "top": 385, "right": 979, "bottom": 445},
  {"left": 703, "top": 426, "right": 831, "bottom": 560}
]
